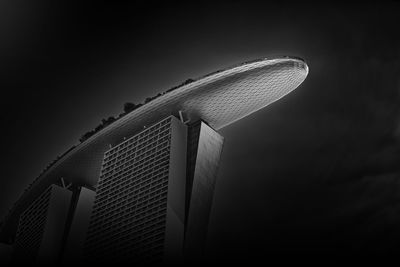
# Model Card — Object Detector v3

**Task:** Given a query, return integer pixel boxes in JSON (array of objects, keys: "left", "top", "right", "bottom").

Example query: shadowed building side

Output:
[
  {"left": 12, "top": 185, "right": 72, "bottom": 264},
  {"left": 184, "top": 121, "right": 224, "bottom": 261},
  {"left": 62, "top": 187, "right": 96, "bottom": 264}
]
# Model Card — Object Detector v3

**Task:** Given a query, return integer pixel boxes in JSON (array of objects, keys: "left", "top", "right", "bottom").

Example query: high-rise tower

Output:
[
  {"left": 83, "top": 116, "right": 223, "bottom": 264},
  {"left": 12, "top": 184, "right": 72, "bottom": 264}
]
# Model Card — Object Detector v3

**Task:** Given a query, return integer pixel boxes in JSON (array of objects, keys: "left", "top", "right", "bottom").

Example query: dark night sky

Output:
[{"left": 1, "top": 1, "right": 400, "bottom": 263}]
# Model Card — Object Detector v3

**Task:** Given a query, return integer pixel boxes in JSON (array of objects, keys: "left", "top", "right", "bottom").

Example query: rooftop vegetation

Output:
[
  {"left": 78, "top": 78, "right": 195, "bottom": 143},
  {"left": 29, "top": 78, "right": 196, "bottom": 189}
]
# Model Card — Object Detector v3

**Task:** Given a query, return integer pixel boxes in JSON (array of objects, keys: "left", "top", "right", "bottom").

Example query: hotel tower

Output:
[{"left": 0, "top": 56, "right": 308, "bottom": 264}]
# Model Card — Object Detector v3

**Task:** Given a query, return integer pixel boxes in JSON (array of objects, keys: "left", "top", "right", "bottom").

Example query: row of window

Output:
[
  {"left": 99, "top": 147, "right": 170, "bottom": 186},
  {"left": 86, "top": 213, "right": 166, "bottom": 255},
  {"left": 84, "top": 117, "right": 174, "bottom": 261},
  {"left": 101, "top": 131, "right": 171, "bottom": 171},
  {"left": 89, "top": 185, "right": 168, "bottom": 228},
  {"left": 88, "top": 189, "right": 168, "bottom": 235},
  {"left": 94, "top": 167, "right": 169, "bottom": 205},
  {"left": 19, "top": 187, "right": 51, "bottom": 222},
  {"left": 87, "top": 206, "right": 166, "bottom": 248},
  {"left": 93, "top": 175, "right": 168, "bottom": 216},
  {"left": 95, "top": 165, "right": 169, "bottom": 202},
  {"left": 14, "top": 187, "right": 53, "bottom": 259},
  {"left": 104, "top": 118, "right": 171, "bottom": 158},
  {"left": 98, "top": 161, "right": 169, "bottom": 197}
]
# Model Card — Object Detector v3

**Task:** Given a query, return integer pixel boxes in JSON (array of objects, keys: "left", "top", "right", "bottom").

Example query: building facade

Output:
[
  {"left": 82, "top": 115, "right": 223, "bottom": 264},
  {"left": 0, "top": 56, "right": 308, "bottom": 264},
  {"left": 12, "top": 184, "right": 72, "bottom": 264}
]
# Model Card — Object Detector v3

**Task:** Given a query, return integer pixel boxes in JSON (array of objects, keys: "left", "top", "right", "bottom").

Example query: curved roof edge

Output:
[{"left": 0, "top": 55, "right": 309, "bottom": 242}]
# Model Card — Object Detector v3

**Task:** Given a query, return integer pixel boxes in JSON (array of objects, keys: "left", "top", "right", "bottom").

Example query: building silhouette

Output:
[
  {"left": 12, "top": 184, "right": 71, "bottom": 264},
  {"left": 0, "top": 56, "right": 308, "bottom": 264}
]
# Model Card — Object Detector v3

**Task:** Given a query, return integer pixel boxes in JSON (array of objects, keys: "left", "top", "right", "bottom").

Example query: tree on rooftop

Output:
[{"left": 123, "top": 102, "right": 138, "bottom": 113}]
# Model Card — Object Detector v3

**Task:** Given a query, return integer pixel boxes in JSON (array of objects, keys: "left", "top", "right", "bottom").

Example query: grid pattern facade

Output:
[
  {"left": 13, "top": 186, "right": 52, "bottom": 262},
  {"left": 84, "top": 117, "right": 174, "bottom": 263}
]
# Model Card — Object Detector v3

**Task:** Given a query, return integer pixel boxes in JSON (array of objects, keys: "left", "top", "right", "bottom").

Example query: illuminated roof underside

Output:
[{"left": 0, "top": 57, "right": 308, "bottom": 242}]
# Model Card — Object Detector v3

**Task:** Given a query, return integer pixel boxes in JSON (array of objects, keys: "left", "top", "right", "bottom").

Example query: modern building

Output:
[
  {"left": 0, "top": 56, "right": 309, "bottom": 264},
  {"left": 84, "top": 116, "right": 189, "bottom": 264},
  {"left": 12, "top": 184, "right": 72, "bottom": 264},
  {"left": 82, "top": 115, "right": 224, "bottom": 264}
]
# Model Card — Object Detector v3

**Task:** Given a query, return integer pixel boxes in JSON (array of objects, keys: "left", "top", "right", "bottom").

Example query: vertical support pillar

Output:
[
  {"left": 62, "top": 186, "right": 96, "bottom": 264},
  {"left": 163, "top": 117, "right": 188, "bottom": 263},
  {"left": 184, "top": 121, "right": 224, "bottom": 262}
]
